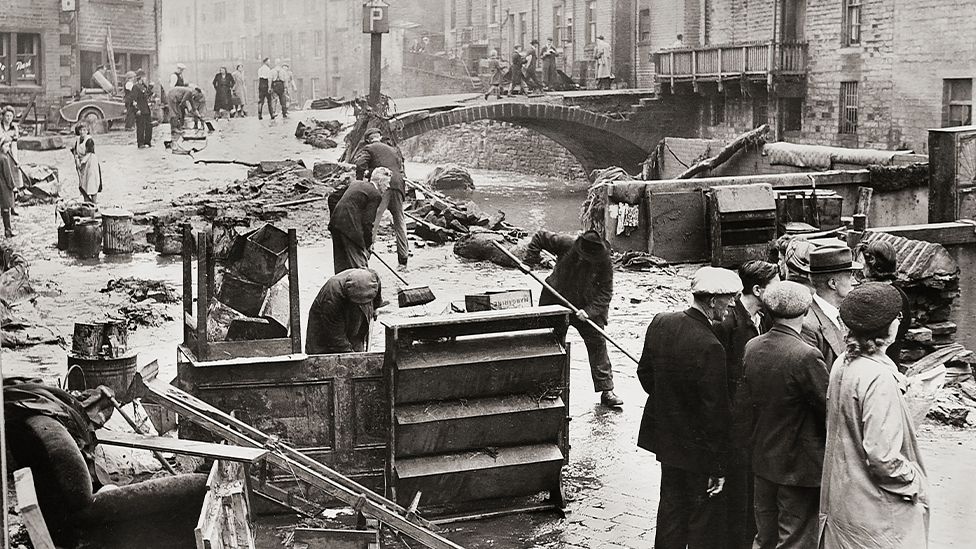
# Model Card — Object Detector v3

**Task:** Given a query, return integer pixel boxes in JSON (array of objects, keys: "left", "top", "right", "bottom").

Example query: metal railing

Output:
[{"left": 654, "top": 41, "right": 807, "bottom": 79}]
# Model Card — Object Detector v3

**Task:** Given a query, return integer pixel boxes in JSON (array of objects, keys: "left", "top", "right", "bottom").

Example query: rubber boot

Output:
[{"left": 2, "top": 209, "right": 13, "bottom": 237}]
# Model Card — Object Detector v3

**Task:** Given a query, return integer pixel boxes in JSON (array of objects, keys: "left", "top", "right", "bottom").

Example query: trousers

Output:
[
  {"left": 552, "top": 319, "right": 614, "bottom": 391},
  {"left": 257, "top": 79, "right": 274, "bottom": 117},
  {"left": 726, "top": 455, "right": 757, "bottom": 549},
  {"left": 135, "top": 113, "right": 152, "bottom": 146},
  {"left": 331, "top": 230, "right": 369, "bottom": 274},
  {"left": 271, "top": 81, "right": 288, "bottom": 116},
  {"left": 752, "top": 475, "right": 820, "bottom": 549},
  {"left": 655, "top": 464, "right": 728, "bottom": 549},
  {"left": 373, "top": 188, "right": 409, "bottom": 264}
]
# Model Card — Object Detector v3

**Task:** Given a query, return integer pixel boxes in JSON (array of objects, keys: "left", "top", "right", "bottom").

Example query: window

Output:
[
  {"left": 839, "top": 81, "right": 858, "bottom": 134},
  {"left": 553, "top": 5, "right": 563, "bottom": 44},
  {"left": 753, "top": 96, "right": 768, "bottom": 128},
  {"left": 215, "top": 2, "right": 227, "bottom": 23},
  {"left": 6, "top": 33, "right": 41, "bottom": 85},
  {"left": 0, "top": 34, "right": 8, "bottom": 85},
  {"left": 490, "top": 0, "right": 499, "bottom": 24},
  {"left": 450, "top": 0, "right": 456, "bottom": 29},
  {"left": 297, "top": 32, "right": 307, "bottom": 58},
  {"left": 565, "top": 14, "right": 574, "bottom": 43},
  {"left": 519, "top": 12, "right": 527, "bottom": 46},
  {"left": 944, "top": 79, "right": 973, "bottom": 127},
  {"left": 267, "top": 34, "right": 276, "bottom": 56},
  {"left": 710, "top": 96, "right": 726, "bottom": 125},
  {"left": 224, "top": 41, "right": 234, "bottom": 59},
  {"left": 639, "top": 9, "right": 651, "bottom": 42},
  {"left": 314, "top": 31, "right": 324, "bottom": 58},
  {"left": 782, "top": 98, "right": 803, "bottom": 132},
  {"left": 311, "top": 77, "right": 319, "bottom": 98},
  {"left": 842, "top": 0, "right": 861, "bottom": 46},
  {"left": 283, "top": 32, "right": 293, "bottom": 59},
  {"left": 185, "top": 7, "right": 191, "bottom": 26},
  {"left": 586, "top": 1, "right": 596, "bottom": 43},
  {"left": 465, "top": 0, "right": 473, "bottom": 27},
  {"left": 244, "top": 0, "right": 255, "bottom": 21}
]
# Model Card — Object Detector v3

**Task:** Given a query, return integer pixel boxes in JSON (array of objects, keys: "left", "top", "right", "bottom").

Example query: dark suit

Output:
[
  {"left": 354, "top": 141, "right": 408, "bottom": 264},
  {"left": 734, "top": 324, "right": 828, "bottom": 549},
  {"left": 800, "top": 299, "right": 845, "bottom": 370},
  {"left": 327, "top": 180, "right": 382, "bottom": 273},
  {"left": 638, "top": 307, "right": 730, "bottom": 549},
  {"left": 713, "top": 298, "right": 772, "bottom": 549},
  {"left": 130, "top": 81, "right": 153, "bottom": 147}
]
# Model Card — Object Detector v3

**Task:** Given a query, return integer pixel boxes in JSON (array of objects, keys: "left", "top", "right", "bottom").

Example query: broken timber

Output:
[{"left": 130, "top": 373, "right": 464, "bottom": 549}]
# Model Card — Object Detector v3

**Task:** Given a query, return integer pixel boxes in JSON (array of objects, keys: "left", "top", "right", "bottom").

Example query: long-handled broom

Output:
[
  {"left": 369, "top": 250, "right": 436, "bottom": 308},
  {"left": 491, "top": 240, "right": 640, "bottom": 365}
]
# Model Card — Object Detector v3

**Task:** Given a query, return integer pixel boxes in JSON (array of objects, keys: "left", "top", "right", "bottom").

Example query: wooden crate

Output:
[
  {"left": 464, "top": 289, "right": 532, "bottom": 312},
  {"left": 709, "top": 184, "right": 777, "bottom": 267},
  {"left": 384, "top": 306, "right": 571, "bottom": 519}
]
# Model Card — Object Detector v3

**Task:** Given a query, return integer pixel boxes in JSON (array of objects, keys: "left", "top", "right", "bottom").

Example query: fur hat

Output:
[
  {"left": 840, "top": 282, "right": 902, "bottom": 336},
  {"left": 762, "top": 281, "right": 812, "bottom": 319},
  {"left": 343, "top": 269, "right": 380, "bottom": 304},
  {"left": 691, "top": 267, "right": 742, "bottom": 296}
]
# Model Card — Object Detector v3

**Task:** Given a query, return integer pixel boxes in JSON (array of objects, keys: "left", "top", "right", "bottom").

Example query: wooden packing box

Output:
[{"left": 464, "top": 289, "right": 533, "bottom": 312}]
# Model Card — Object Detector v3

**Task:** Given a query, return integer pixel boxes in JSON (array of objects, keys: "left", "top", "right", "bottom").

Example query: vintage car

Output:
[{"left": 59, "top": 90, "right": 127, "bottom": 127}]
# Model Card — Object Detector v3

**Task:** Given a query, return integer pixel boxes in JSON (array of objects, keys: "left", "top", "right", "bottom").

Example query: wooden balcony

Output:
[{"left": 654, "top": 41, "right": 807, "bottom": 93}]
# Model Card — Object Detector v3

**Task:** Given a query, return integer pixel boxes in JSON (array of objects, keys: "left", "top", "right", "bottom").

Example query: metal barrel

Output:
[
  {"left": 101, "top": 208, "right": 134, "bottom": 254},
  {"left": 72, "top": 218, "right": 102, "bottom": 259}
]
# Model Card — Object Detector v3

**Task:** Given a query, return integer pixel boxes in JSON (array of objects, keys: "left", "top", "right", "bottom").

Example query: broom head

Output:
[{"left": 398, "top": 285, "right": 436, "bottom": 307}]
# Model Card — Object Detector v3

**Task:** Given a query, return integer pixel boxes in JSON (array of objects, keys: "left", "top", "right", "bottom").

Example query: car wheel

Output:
[{"left": 79, "top": 107, "right": 103, "bottom": 125}]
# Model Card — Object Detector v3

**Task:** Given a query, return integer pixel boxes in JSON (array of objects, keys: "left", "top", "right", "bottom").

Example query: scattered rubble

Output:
[
  {"left": 100, "top": 278, "right": 180, "bottom": 304},
  {"left": 295, "top": 118, "right": 343, "bottom": 149}
]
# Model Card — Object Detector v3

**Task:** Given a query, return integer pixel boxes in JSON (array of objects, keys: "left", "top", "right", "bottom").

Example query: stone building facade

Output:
[
  {"left": 443, "top": 0, "right": 639, "bottom": 88},
  {"left": 0, "top": 0, "right": 160, "bottom": 114},
  {"left": 652, "top": 0, "right": 976, "bottom": 153},
  {"left": 158, "top": 0, "right": 444, "bottom": 108}
]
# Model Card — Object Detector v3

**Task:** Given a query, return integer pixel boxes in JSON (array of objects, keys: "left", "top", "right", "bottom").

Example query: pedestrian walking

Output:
[
  {"left": 122, "top": 71, "right": 137, "bottom": 131},
  {"left": 541, "top": 37, "right": 558, "bottom": 90},
  {"left": 801, "top": 245, "right": 861, "bottom": 369},
  {"left": 819, "top": 283, "right": 929, "bottom": 548},
  {"left": 523, "top": 39, "right": 543, "bottom": 92},
  {"left": 484, "top": 50, "right": 504, "bottom": 100},
  {"left": 508, "top": 45, "right": 528, "bottom": 96},
  {"left": 327, "top": 167, "right": 388, "bottom": 274},
  {"left": 71, "top": 124, "right": 102, "bottom": 204},
  {"left": 858, "top": 240, "right": 912, "bottom": 366},
  {"left": 257, "top": 57, "right": 275, "bottom": 120},
  {"left": 637, "top": 266, "right": 742, "bottom": 549},
  {"left": 280, "top": 62, "right": 298, "bottom": 107},
  {"left": 231, "top": 64, "right": 248, "bottom": 117},
  {"left": 270, "top": 60, "right": 290, "bottom": 118},
  {"left": 166, "top": 85, "right": 206, "bottom": 134},
  {"left": 593, "top": 35, "right": 612, "bottom": 90},
  {"left": 212, "top": 66, "right": 235, "bottom": 119},
  {"left": 353, "top": 129, "right": 410, "bottom": 266},
  {"left": 734, "top": 281, "right": 828, "bottom": 549},
  {"left": 131, "top": 69, "right": 153, "bottom": 148},
  {"left": 305, "top": 268, "right": 383, "bottom": 354},
  {"left": 714, "top": 260, "right": 779, "bottom": 549},
  {"left": 524, "top": 229, "right": 623, "bottom": 408},
  {"left": 0, "top": 105, "right": 21, "bottom": 237}
]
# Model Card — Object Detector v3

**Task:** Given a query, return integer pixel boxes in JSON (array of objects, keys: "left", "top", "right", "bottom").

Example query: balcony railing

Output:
[{"left": 654, "top": 41, "right": 807, "bottom": 81}]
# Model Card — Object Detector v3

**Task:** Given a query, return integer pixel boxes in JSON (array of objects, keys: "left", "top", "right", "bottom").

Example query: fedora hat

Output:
[{"left": 809, "top": 245, "right": 862, "bottom": 274}]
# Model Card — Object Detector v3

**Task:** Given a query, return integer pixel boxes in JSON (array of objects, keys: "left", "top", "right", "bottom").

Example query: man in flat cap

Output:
[
  {"left": 734, "top": 281, "right": 828, "bottom": 549},
  {"left": 525, "top": 229, "right": 622, "bottom": 407},
  {"left": 353, "top": 128, "right": 410, "bottom": 267},
  {"left": 802, "top": 245, "right": 861, "bottom": 370},
  {"left": 637, "top": 266, "right": 742, "bottom": 549},
  {"left": 305, "top": 268, "right": 383, "bottom": 354},
  {"left": 328, "top": 167, "right": 389, "bottom": 274}
]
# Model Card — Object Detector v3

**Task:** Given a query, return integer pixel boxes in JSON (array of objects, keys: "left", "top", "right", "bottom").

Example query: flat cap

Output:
[
  {"left": 691, "top": 267, "right": 742, "bottom": 296},
  {"left": 762, "top": 281, "right": 812, "bottom": 319},
  {"left": 176, "top": 62, "right": 187, "bottom": 69},
  {"left": 840, "top": 282, "right": 902, "bottom": 336}
]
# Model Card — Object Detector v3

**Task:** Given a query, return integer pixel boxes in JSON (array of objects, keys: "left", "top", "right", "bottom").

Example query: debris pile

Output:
[
  {"left": 580, "top": 166, "right": 634, "bottom": 234},
  {"left": 100, "top": 278, "right": 179, "bottom": 328},
  {"left": 425, "top": 164, "right": 475, "bottom": 191},
  {"left": 405, "top": 179, "right": 525, "bottom": 245},
  {"left": 295, "top": 118, "right": 343, "bottom": 149}
]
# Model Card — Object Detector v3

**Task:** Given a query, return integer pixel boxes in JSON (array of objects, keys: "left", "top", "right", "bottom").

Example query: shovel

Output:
[
  {"left": 490, "top": 240, "right": 640, "bottom": 365},
  {"left": 369, "top": 250, "right": 436, "bottom": 308}
]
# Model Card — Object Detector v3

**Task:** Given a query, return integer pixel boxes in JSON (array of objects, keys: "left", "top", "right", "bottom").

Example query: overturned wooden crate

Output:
[{"left": 384, "top": 305, "right": 572, "bottom": 520}]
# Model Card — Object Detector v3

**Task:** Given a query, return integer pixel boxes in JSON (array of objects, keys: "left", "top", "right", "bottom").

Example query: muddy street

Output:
[{"left": 3, "top": 114, "right": 975, "bottom": 549}]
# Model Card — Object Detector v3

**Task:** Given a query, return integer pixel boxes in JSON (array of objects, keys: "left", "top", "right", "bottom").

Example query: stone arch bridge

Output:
[{"left": 392, "top": 98, "right": 696, "bottom": 175}]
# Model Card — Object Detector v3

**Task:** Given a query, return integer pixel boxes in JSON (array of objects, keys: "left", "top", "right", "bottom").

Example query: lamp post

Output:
[{"left": 362, "top": 0, "right": 390, "bottom": 109}]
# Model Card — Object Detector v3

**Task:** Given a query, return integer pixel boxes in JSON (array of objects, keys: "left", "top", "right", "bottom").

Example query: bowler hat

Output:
[{"left": 809, "top": 245, "right": 862, "bottom": 274}]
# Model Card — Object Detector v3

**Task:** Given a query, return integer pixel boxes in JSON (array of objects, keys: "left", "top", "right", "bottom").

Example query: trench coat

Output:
[
  {"left": 231, "top": 69, "right": 247, "bottom": 106},
  {"left": 327, "top": 179, "right": 382, "bottom": 249},
  {"left": 819, "top": 353, "right": 929, "bottom": 548},
  {"left": 593, "top": 39, "right": 612, "bottom": 79}
]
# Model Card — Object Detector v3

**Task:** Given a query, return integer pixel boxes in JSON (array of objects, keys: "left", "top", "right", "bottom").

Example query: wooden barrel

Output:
[
  {"left": 101, "top": 208, "right": 134, "bottom": 254},
  {"left": 72, "top": 218, "right": 102, "bottom": 258},
  {"left": 66, "top": 352, "right": 138, "bottom": 398}
]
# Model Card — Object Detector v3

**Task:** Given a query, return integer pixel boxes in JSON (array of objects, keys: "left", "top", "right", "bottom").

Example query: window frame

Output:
[
  {"left": 585, "top": 0, "right": 597, "bottom": 44},
  {"left": 638, "top": 9, "right": 651, "bottom": 43},
  {"left": 553, "top": 5, "right": 563, "bottom": 44},
  {"left": 842, "top": 0, "right": 862, "bottom": 46},
  {"left": 781, "top": 97, "right": 803, "bottom": 133},
  {"left": 0, "top": 32, "right": 42, "bottom": 87},
  {"left": 839, "top": 81, "right": 859, "bottom": 134},
  {"left": 710, "top": 95, "right": 726, "bottom": 126},
  {"left": 943, "top": 78, "right": 973, "bottom": 127}
]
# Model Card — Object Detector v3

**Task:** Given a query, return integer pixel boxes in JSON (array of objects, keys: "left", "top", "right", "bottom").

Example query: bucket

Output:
[
  {"left": 72, "top": 218, "right": 102, "bottom": 259},
  {"left": 66, "top": 352, "right": 138, "bottom": 399},
  {"left": 231, "top": 224, "right": 289, "bottom": 286},
  {"left": 57, "top": 225, "right": 73, "bottom": 250},
  {"left": 71, "top": 320, "right": 128, "bottom": 358},
  {"left": 101, "top": 208, "right": 134, "bottom": 254},
  {"left": 217, "top": 273, "right": 269, "bottom": 316}
]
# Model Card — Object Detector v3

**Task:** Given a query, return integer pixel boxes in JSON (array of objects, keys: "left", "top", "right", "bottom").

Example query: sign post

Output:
[{"left": 363, "top": 0, "right": 390, "bottom": 109}]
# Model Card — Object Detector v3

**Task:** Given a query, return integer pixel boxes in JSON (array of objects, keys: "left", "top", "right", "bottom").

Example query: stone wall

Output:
[{"left": 401, "top": 120, "right": 587, "bottom": 181}]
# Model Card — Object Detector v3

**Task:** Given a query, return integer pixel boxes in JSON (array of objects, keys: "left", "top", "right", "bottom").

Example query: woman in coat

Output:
[
  {"left": 212, "top": 66, "right": 235, "bottom": 119},
  {"left": 71, "top": 124, "right": 102, "bottom": 204},
  {"left": 231, "top": 64, "right": 247, "bottom": 117},
  {"left": 819, "top": 282, "right": 928, "bottom": 548},
  {"left": 484, "top": 50, "right": 504, "bottom": 100},
  {"left": 0, "top": 105, "right": 21, "bottom": 237}
]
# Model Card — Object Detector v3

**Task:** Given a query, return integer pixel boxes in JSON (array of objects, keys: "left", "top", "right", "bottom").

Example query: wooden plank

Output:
[
  {"left": 385, "top": 305, "right": 568, "bottom": 330},
  {"left": 197, "top": 231, "right": 209, "bottom": 360},
  {"left": 288, "top": 228, "right": 303, "bottom": 353},
  {"left": 384, "top": 305, "right": 570, "bottom": 342},
  {"left": 14, "top": 468, "right": 56, "bottom": 549},
  {"left": 870, "top": 221, "right": 976, "bottom": 246},
  {"left": 613, "top": 169, "right": 872, "bottom": 197},
  {"left": 97, "top": 431, "right": 269, "bottom": 463},
  {"left": 293, "top": 528, "right": 379, "bottom": 548}
]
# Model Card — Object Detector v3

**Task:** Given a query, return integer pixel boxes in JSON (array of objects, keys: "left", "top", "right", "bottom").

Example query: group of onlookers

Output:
[
  {"left": 639, "top": 238, "right": 928, "bottom": 549},
  {"left": 484, "top": 34, "right": 613, "bottom": 99}
]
